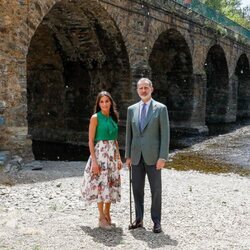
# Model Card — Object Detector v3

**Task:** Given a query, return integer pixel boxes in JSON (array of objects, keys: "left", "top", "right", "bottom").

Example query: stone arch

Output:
[
  {"left": 26, "top": 0, "right": 130, "bottom": 160},
  {"left": 235, "top": 54, "right": 250, "bottom": 119},
  {"left": 149, "top": 28, "right": 194, "bottom": 128},
  {"left": 204, "top": 44, "right": 229, "bottom": 123},
  {"left": 147, "top": 21, "right": 194, "bottom": 65}
]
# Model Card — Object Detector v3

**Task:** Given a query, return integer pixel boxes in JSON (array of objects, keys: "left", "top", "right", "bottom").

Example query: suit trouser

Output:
[{"left": 132, "top": 156, "right": 162, "bottom": 224}]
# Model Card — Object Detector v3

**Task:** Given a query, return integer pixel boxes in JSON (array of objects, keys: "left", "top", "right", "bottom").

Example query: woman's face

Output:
[{"left": 99, "top": 95, "right": 112, "bottom": 113}]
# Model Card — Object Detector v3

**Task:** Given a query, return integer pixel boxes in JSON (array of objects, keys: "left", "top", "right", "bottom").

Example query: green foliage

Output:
[
  {"left": 201, "top": 0, "right": 224, "bottom": 10},
  {"left": 200, "top": 0, "right": 250, "bottom": 29}
]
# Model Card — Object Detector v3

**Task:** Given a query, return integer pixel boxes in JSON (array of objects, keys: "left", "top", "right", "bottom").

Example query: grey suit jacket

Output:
[{"left": 125, "top": 99, "right": 170, "bottom": 165}]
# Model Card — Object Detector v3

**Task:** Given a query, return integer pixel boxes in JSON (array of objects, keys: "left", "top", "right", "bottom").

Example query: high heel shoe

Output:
[
  {"left": 104, "top": 214, "right": 116, "bottom": 227},
  {"left": 98, "top": 218, "right": 112, "bottom": 230}
]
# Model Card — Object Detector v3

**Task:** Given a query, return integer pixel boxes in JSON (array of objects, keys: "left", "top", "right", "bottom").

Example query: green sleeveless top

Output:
[{"left": 95, "top": 112, "right": 118, "bottom": 141}]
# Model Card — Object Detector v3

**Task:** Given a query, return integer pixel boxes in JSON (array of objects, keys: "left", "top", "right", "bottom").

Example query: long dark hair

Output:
[{"left": 94, "top": 91, "right": 119, "bottom": 123}]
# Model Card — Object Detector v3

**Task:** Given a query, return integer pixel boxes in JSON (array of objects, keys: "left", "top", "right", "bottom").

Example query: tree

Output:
[
  {"left": 242, "top": 6, "right": 250, "bottom": 21},
  {"left": 200, "top": 0, "right": 250, "bottom": 29}
]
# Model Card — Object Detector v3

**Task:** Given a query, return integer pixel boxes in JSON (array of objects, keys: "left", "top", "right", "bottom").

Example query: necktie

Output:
[{"left": 140, "top": 103, "right": 147, "bottom": 131}]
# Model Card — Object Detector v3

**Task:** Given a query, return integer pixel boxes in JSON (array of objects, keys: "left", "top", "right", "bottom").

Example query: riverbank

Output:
[
  {"left": 0, "top": 122, "right": 250, "bottom": 249},
  {"left": 0, "top": 161, "right": 249, "bottom": 249}
]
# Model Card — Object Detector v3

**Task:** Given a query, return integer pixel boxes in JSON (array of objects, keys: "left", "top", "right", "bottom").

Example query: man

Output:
[{"left": 125, "top": 78, "right": 170, "bottom": 233}]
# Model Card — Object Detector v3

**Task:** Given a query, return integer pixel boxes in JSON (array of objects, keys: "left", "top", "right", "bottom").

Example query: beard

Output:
[{"left": 138, "top": 93, "right": 151, "bottom": 102}]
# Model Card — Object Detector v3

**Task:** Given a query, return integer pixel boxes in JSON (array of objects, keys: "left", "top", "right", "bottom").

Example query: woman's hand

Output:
[
  {"left": 117, "top": 159, "right": 123, "bottom": 170},
  {"left": 91, "top": 160, "right": 101, "bottom": 175}
]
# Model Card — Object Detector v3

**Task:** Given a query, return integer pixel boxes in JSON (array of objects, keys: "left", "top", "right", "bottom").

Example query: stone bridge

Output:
[{"left": 0, "top": 0, "right": 250, "bottom": 159}]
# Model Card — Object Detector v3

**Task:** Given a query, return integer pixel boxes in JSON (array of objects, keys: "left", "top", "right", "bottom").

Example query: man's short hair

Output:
[{"left": 137, "top": 78, "right": 153, "bottom": 87}]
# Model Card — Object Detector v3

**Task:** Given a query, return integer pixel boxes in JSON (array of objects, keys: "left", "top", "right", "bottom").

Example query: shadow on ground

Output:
[
  {"left": 80, "top": 225, "right": 124, "bottom": 247},
  {"left": 80, "top": 225, "right": 178, "bottom": 248},
  {"left": 130, "top": 228, "right": 178, "bottom": 248}
]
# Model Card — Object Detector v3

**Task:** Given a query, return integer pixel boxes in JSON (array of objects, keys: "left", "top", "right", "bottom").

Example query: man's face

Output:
[{"left": 137, "top": 81, "right": 153, "bottom": 102}]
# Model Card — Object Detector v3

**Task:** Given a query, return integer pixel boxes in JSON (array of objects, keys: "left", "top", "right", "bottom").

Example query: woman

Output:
[{"left": 81, "top": 91, "right": 122, "bottom": 230}]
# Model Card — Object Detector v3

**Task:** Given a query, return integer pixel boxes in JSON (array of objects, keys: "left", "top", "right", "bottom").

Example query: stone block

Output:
[
  {"left": 0, "top": 116, "right": 5, "bottom": 125},
  {"left": 0, "top": 151, "right": 10, "bottom": 166},
  {"left": 0, "top": 101, "right": 6, "bottom": 114}
]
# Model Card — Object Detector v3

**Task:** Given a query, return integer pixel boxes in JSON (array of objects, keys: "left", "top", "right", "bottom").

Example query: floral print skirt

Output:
[{"left": 81, "top": 140, "right": 121, "bottom": 204}]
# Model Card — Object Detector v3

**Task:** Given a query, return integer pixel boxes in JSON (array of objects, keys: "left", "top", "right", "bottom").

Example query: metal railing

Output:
[{"left": 174, "top": 0, "right": 250, "bottom": 40}]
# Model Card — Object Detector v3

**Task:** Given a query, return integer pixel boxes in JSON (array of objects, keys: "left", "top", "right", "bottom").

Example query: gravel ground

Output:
[
  {"left": 0, "top": 160, "right": 249, "bottom": 250},
  {"left": 189, "top": 124, "right": 250, "bottom": 168}
]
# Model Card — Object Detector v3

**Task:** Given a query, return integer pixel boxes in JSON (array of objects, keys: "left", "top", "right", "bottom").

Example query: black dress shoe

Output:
[
  {"left": 153, "top": 223, "right": 162, "bottom": 233},
  {"left": 129, "top": 220, "right": 143, "bottom": 229}
]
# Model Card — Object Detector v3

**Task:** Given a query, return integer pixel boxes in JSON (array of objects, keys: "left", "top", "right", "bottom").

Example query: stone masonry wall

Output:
[{"left": 0, "top": 0, "right": 249, "bottom": 158}]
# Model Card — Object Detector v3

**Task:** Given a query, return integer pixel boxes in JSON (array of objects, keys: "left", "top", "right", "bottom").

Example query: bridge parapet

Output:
[
  {"left": 132, "top": 0, "right": 250, "bottom": 43},
  {"left": 185, "top": 0, "right": 250, "bottom": 40}
]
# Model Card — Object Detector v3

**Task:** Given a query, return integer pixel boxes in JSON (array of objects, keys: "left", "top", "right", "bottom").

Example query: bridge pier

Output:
[
  {"left": 0, "top": 59, "right": 34, "bottom": 161},
  {"left": 170, "top": 73, "right": 208, "bottom": 136}
]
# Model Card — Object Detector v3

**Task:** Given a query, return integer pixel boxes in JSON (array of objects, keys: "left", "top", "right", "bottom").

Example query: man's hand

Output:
[
  {"left": 126, "top": 158, "right": 132, "bottom": 168},
  {"left": 156, "top": 159, "right": 166, "bottom": 170}
]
